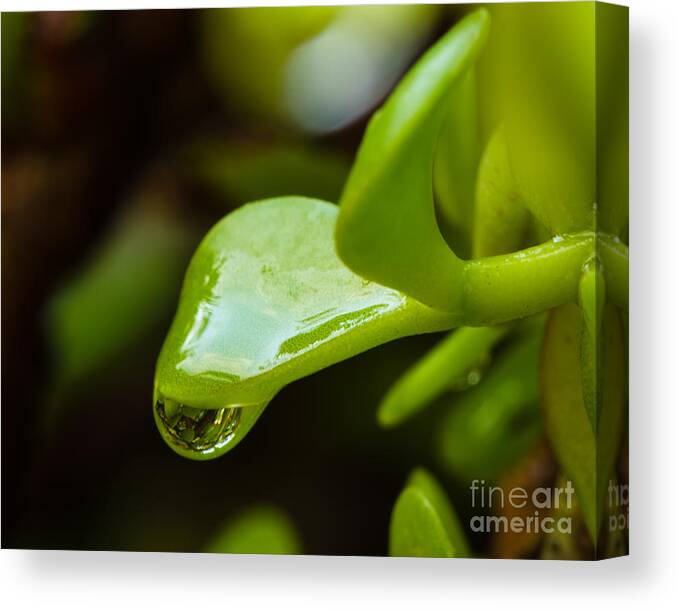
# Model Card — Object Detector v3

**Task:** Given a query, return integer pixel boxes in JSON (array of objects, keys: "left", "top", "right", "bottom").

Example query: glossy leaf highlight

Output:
[{"left": 154, "top": 197, "right": 459, "bottom": 459}]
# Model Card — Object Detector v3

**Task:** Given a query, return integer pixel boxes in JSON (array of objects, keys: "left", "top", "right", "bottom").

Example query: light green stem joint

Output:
[{"left": 456, "top": 231, "right": 627, "bottom": 326}]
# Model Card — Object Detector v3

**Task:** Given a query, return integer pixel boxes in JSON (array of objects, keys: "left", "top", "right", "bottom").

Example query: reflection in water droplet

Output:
[{"left": 154, "top": 394, "right": 241, "bottom": 458}]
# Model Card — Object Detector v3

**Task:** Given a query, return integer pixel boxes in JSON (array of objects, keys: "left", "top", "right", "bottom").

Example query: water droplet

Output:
[
  {"left": 154, "top": 394, "right": 242, "bottom": 458},
  {"left": 467, "top": 368, "right": 482, "bottom": 386},
  {"left": 552, "top": 235, "right": 564, "bottom": 243},
  {"left": 153, "top": 390, "right": 271, "bottom": 460}
]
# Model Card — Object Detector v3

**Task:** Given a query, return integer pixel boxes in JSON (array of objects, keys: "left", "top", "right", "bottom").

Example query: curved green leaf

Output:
[
  {"left": 389, "top": 468, "right": 470, "bottom": 558},
  {"left": 436, "top": 325, "right": 543, "bottom": 482},
  {"left": 541, "top": 303, "right": 625, "bottom": 544},
  {"left": 335, "top": 9, "right": 490, "bottom": 311},
  {"left": 579, "top": 256, "right": 605, "bottom": 432},
  {"left": 205, "top": 505, "right": 302, "bottom": 555},
  {"left": 154, "top": 197, "right": 459, "bottom": 459},
  {"left": 378, "top": 324, "right": 508, "bottom": 428},
  {"left": 434, "top": 66, "right": 479, "bottom": 256},
  {"left": 472, "top": 127, "right": 529, "bottom": 258}
]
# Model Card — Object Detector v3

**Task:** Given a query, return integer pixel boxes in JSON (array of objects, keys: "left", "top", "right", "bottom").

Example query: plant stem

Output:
[
  {"left": 462, "top": 233, "right": 595, "bottom": 325},
  {"left": 460, "top": 231, "right": 628, "bottom": 325}
]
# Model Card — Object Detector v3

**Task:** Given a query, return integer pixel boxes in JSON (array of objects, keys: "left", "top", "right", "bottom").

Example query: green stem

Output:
[
  {"left": 460, "top": 231, "right": 628, "bottom": 325},
  {"left": 462, "top": 233, "right": 595, "bottom": 325}
]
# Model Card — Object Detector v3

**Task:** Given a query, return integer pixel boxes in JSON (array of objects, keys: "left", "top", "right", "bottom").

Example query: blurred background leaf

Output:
[{"left": 205, "top": 505, "right": 302, "bottom": 555}]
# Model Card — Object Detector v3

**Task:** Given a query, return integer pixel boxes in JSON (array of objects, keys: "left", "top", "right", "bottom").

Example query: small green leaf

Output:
[
  {"left": 335, "top": 10, "right": 490, "bottom": 311},
  {"left": 434, "top": 67, "right": 479, "bottom": 256},
  {"left": 436, "top": 325, "right": 543, "bottom": 482},
  {"left": 472, "top": 127, "right": 530, "bottom": 258},
  {"left": 378, "top": 324, "right": 508, "bottom": 428},
  {"left": 205, "top": 505, "right": 302, "bottom": 555},
  {"left": 155, "top": 197, "right": 459, "bottom": 459},
  {"left": 541, "top": 303, "right": 625, "bottom": 544},
  {"left": 46, "top": 203, "right": 193, "bottom": 420},
  {"left": 578, "top": 256, "right": 605, "bottom": 433},
  {"left": 389, "top": 468, "right": 470, "bottom": 558}
]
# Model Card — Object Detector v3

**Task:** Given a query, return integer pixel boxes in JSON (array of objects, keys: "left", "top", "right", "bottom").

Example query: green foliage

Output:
[
  {"left": 46, "top": 202, "right": 193, "bottom": 421},
  {"left": 154, "top": 197, "right": 459, "bottom": 458},
  {"left": 205, "top": 505, "right": 302, "bottom": 555},
  {"left": 152, "top": 5, "right": 630, "bottom": 563},
  {"left": 578, "top": 257, "right": 606, "bottom": 432},
  {"left": 378, "top": 324, "right": 508, "bottom": 428},
  {"left": 478, "top": 3, "right": 596, "bottom": 235},
  {"left": 389, "top": 468, "right": 470, "bottom": 558},
  {"left": 335, "top": 10, "right": 489, "bottom": 310},
  {"left": 436, "top": 324, "right": 543, "bottom": 482},
  {"left": 434, "top": 67, "right": 479, "bottom": 256},
  {"left": 472, "top": 127, "right": 529, "bottom": 258},
  {"left": 541, "top": 304, "right": 625, "bottom": 544}
]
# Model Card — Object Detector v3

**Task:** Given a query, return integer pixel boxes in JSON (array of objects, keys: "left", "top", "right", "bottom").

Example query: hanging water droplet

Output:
[
  {"left": 154, "top": 394, "right": 242, "bottom": 458},
  {"left": 153, "top": 390, "right": 271, "bottom": 460}
]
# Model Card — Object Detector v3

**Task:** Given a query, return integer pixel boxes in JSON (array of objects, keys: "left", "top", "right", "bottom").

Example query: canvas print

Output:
[{"left": 2, "top": 2, "right": 628, "bottom": 560}]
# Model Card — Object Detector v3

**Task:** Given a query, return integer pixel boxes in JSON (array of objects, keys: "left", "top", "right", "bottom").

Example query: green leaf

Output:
[
  {"left": 541, "top": 303, "right": 625, "bottom": 544},
  {"left": 595, "top": 3, "right": 629, "bottom": 241},
  {"left": 433, "top": 67, "right": 479, "bottom": 256},
  {"left": 578, "top": 256, "right": 605, "bottom": 433},
  {"left": 154, "top": 197, "right": 459, "bottom": 459},
  {"left": 205, "top": 505, "right": 302, "bottom": 555},
  {"left": 479, "top": 3, "right": 596, "bottom": 235},
  {"left": 335, "top": 9, "right": 490, "bottom": 311},
  {"left": 472, "top": 127, "right": 530, "bottom": 258},
  {"left": 389, "top": 468, "right": 470, "bottom": 558},
  {"left": 45, "top": 204, "right": 193, "bottom": 421},
  {"left": 378, "top": 324, "right": 508, "bottom": 428},
  {"left": 436, "top": 325, "right": 543, "bottom": 482}
]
